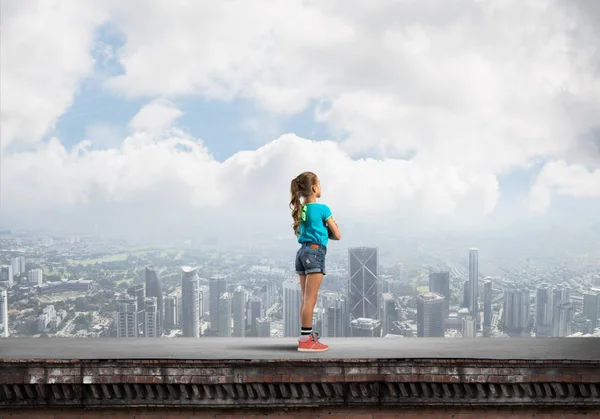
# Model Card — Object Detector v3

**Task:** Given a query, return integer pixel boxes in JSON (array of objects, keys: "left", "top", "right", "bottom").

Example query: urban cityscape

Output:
[{"left": 1, "top": 232, "right": 599, "bottom": 341}]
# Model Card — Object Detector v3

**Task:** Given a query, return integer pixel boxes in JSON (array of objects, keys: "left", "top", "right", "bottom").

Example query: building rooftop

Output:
[{"left": 1, "top": 337, "right": 599, "bottom": 361}]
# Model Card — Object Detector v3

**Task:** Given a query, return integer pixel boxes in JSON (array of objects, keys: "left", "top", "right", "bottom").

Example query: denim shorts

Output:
[{"left": 295, "top": 243, "right": 327, "bottom": 275}]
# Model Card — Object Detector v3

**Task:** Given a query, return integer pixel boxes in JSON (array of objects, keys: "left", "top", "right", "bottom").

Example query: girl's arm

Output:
[{"left": 326, "top": 217, "right": 341, "bottom": 240}]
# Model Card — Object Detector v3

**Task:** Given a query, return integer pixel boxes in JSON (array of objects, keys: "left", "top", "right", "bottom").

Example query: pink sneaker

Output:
[{"left": 298, "top": 332, "right": 329, "bottom": 352}]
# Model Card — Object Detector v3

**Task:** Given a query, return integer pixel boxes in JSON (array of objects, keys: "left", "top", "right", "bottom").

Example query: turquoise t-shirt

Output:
[{"left": 297, "top": 202, "right": 333, "bottom": 246}]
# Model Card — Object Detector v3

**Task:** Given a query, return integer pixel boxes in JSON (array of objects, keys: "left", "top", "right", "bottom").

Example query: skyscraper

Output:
[
  {"left": 218, "top": 292, "right": 232, "bottom": 337},
  {"left": 209, "top": 276, "right": 227, "bottom": 334},
  {"left": 116, "top": 299, "right": 138, "bottom": 338},
  {"left": 181, "top": 267, "right": 200, "bottom": 338},
  {"left": 502, "top": 289, "right": 529, "bottom": 334},
  {"left": 232, "top": 286, "right": 247, "bottom": 337},
  {"left": 283, "top": 279, "right": 302, "bottom": 337},
  {"left": 144, "top": 297, "right": 159, "bottom": 338},
  {"left": 1, "top": 289, "right": 8, "bottom": 337},
  {"left": 416, "top": 292, "right": 445, "bottom": 337},
  {"left": 0, "top": 266, "right": 13, "bottom": 288},
  {"left": 429, "top": 272, "right": 450, "bottom": 317},
  {"left": 556, "top": 301, "right": 573, "bottom": 337},
  {"left": 483, "top": 280, "right": 493, "bottom": 329},
  {"left": 256, "top": 318, "right": 271, "bottom": 337},
  {"left": 324, "top": 296, "right": 347, "bottom": 338},
  {"left": 144, "top": 268, "right": 163, "bottom": 336},
  {"left": 583, "top": 292, "right": 600, "bottom": 329},
  {"left": 127, "top": 283, "right": 146, "bottom": 336},
  {"left": 348, "top": 247, "right": 379, "bottom": 321},
  {"left": 28, "top": 268, "right": 43, "bottom": 286},
  {"left": 381, "top": 293, "right": 397, "bottom": 337},
  {"left": 164, "top": 295, "right": 178, "bottom": 328},
  {"left": 468, "top": 248, "right": 478, "bottom": 324},
  {"left": 248, "top": 298, "right": 263, "bottom": 336},
  {"left": 535, "top": 284, "right": 554, "bottom": 337}
]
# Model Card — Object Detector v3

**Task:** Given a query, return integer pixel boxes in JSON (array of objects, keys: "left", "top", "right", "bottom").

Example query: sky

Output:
[{"left": 1, "top": 0, "right": 599, "bottom": 247}]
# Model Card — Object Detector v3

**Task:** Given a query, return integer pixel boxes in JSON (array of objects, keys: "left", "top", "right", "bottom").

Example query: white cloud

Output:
[
  {"left": 529, "top": 161, "right": 600, "bottom": 213},
  {"left": 0, "top": 0, "right": 108, "bottom": 148},
  {"left": 1, "top": 0, "right": 599, "bottom": 239},
  {"left": 128, "top": 99, "right": 183, "bottom": 133}
]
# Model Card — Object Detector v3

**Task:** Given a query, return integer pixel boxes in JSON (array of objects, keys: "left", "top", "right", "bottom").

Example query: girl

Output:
[{"left": 290, "top": 172, "right": 341, "bottom": 352}]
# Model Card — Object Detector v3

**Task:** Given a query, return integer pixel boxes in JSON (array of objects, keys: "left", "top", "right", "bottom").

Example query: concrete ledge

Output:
[{"left": 0, "top": 338, "right": 599, "bottom": 410}]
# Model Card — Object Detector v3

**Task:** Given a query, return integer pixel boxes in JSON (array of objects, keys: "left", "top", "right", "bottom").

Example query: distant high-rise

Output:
[
  {"left": 429, "top": 272, "right": 450, "bottom": 317},
  {"left": 416, "top": 292, "right": 445, "bottom": 337},
  {"left": 502, "top": 289, "right": 529, "bottom": 333},
  {"left": 0, "top": 266, "right": 13, "bottom": 288},
  {"left": 127, "top": 283, "right": 146, "bottom": 336},
  {"left": 350, "top": 317, "right": 381, "bottom": 337},
  {"left": 462, "top": 315, "right": 476, "bottom": 338},
  {"left": 324, "top": 296, "right": 347, "bottom": 338},
  {"left": 248, "top": 298, "right": 263, "bottom": 336},
  {"left": 468, "top": 249, "right": 478, "bottom": 325},
  {"left": 144, "top": 268, "right": 163, "bottom": 336},
  {"left": 381, "top": 293, "right": 397, "bottom": 337},
  {"left": 116, "top": 299, "right": 138, "bottom": 338},
  {"left": 232, "top": 286, "right": 247, "bottom": 337},
  {"left": 535, "top": 284, "right": 554, "bottom": 337},
  {"left": 461, "top": 281, "right": 470, "bottom": 308},
  {"left": 1, "top": 289, "right": 8, "bottom": 337},
  {"left": 556, "top": 301, "right": 573, "bottom": 337},
  {"left": 144, "top": 297, "right": 159, "bottom": 338},
  {"left": 348, "top": 248, "right": 379, "bottom": 321},
  {"left": 283, "top": 279, "right": 302, "bottom": 337},
  {"left": 181, "top": 267, "right": 200, "bottom": 338},
  {"left": 164, "top": 295, "right": 178, "bottom": 328},
  {"left": 11, "top": 256, "right": 25, "bottom": 276},
  {"left": 218, "top": 292, "right": 232, "bottom": 337},
  {"left": 483, "top": 280, "right": 493, "bottom": 329},
  {"left": 583, "top": 293, "right": 600, "bottom": 330},
  {"left": 28, "top": 268, "right": 43, "bottom": 286},
  {"left": 256, "top": 317, "right": 271, "bottom": 337},
  {"left": 209, "top": 276, "right": 227, "bottom": 334}
]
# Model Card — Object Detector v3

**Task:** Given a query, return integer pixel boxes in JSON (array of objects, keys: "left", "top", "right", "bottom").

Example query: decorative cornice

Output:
[{"left": 1, "top": 358, "right": 599, "bottom": 409}]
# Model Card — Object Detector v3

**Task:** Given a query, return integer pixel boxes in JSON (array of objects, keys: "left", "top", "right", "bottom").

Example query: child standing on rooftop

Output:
[{"left": 290, "top": 172, "right": 341, "bottom": 352}]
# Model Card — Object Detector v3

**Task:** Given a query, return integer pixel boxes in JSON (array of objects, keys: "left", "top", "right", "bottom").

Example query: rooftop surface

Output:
[{"left": 1, "top": 337, "right": 599, "bottom": 361}]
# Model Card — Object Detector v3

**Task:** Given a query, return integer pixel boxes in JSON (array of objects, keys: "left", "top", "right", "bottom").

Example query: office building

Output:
[
  {"left": 164, "top": 295, "right": 178, "bottom": 328},
  {"left": 348, "top": 247, "right": 379, "bottom": 321},
  {"left": 116, "top": 299, "right": 138, "bottom": 338},
  {"left": 28, "top": 268, "right": 43, "bottom": 286},
  {"left": 0, "top": 266, "right": 13, "bottom": 288},
  {"left": 256, "top": 317, "right": 271, "bottom": 337},
  {"left": 324, "top": 296, "right": 347, "bottom": 338},
  {"left": 429, "top": 272, "right": 450, "bottom": 317},
  {"left": 209, "top": 276, "right": 227, "bottom": 334},
  {"left": 350, "top": 317, "right": 381, "bottom": 337},
  {"left": 468, "top": 248, "right": 478, "bottom": 326},
  {"left": 144, "top": 297, "right": 159, "bottom": 338},
  {"left": 144, "top": 268, "right": 163, "bottom": 336},
  {"left": 127, "top": 283, "right": 146, "bottom": 336},
  {"left": 462, "top": 315, "right": 476, "bottom": 338},
  {"left": 232, "top": 286, "right": 246, "bottom": 337},
  {"left": 583, "top": 292, "right": 600, "bottom": 330},
  {"left": 248, "top": 298, "right": 263, "bottom": 336},
  {"left": 181, "top": 267, "right": 200, "bottom": 338},
  {"left": 381, "top": 293, "right": 397, "bottom": 337},
  {"left": 483, "top": 280, "right": 493, "bottom": 329},
  {"left": 556, "top": 301, "right": 573, "bottom": 337},
  {"left": 11, "top": 256, "right": 25, "bottom": 276},
  {"left": 218, "top": 292, "right": 232, "bottom": 337},
  {"left": 283, "top": 279, "right": 302, "bottom": 337},
  {"left": 417, "top": 292, "right": 445, "bottom": 337},
  {"left": 502, "top": 289, "right": 530, "bottom": 334},
  {"left": 0, "top": 289, "right": 8, "bottom": 337}
]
